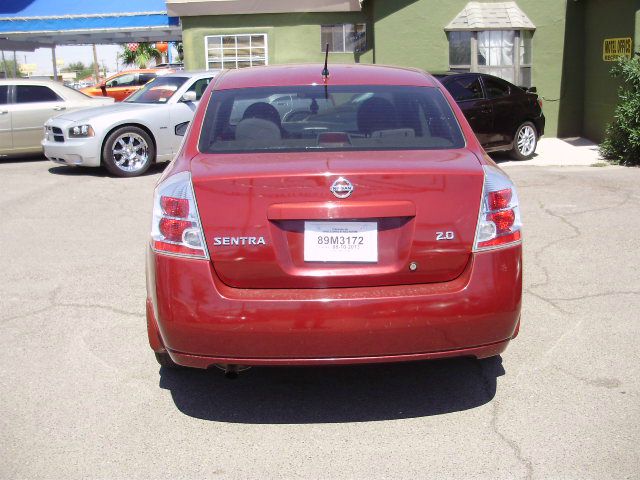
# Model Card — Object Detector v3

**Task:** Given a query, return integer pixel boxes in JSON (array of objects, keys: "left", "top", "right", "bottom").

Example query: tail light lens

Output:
[
  {"left": 537, "top": 98, "right": 543, "bottom": 108},
  {"left": 151, "top": 171, "right": 208, "bottom": 258},
  {"left": 473, "top": 165, "right": 522, "bottom": 251}
]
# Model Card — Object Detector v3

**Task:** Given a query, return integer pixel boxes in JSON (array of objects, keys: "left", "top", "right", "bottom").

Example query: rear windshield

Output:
[{"left": 198, "top": 85, "right": 465, "bottom": 153}]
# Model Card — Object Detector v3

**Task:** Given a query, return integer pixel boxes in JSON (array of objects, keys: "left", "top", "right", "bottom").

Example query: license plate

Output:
[{"left": 303, "top": 221, "right": 378, "bottom": 263}]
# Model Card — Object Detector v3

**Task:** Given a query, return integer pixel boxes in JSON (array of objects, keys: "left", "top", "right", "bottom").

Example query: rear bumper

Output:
[
  {"left": 534, "top": 113, "right": 545, "bottom": 137},
  {"left": 146, "top": 245, "right": 522, "bottom": 367}
]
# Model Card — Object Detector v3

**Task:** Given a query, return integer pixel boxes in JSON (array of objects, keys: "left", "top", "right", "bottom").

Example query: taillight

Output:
[
  {"left": 151, "top": 171, "right": 208, "bottom": 258},
  {"left": 537, "top": 98, "right": 543, "bottom": 109},
  {"left": 473, "top": 165, "right": 522, "bottom": 251}
]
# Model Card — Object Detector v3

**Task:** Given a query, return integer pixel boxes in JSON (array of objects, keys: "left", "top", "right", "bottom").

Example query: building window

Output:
[
  {"left": 205, "top": 34, "right": 268, "bottom": 70},
  {"left": 321, "top": 24, "right": 367, "bottom": 53},
  {"left": 448, "top": 30, "right": 533, "bottom": 87}
]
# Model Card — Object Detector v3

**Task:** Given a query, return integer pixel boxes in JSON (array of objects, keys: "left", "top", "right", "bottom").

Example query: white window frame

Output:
[
  {"left": 204, "top": 33, "right": 269, "bottom": 70},
  {"left": 448, "top": 30, "right": 533, "bottom": 87},
  {"left": 321, "top": 23, "right": 367, "bottom": 53}
]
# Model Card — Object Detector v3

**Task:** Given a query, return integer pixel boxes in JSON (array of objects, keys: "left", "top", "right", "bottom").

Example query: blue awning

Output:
[{"left": 0, "top": 0, "right": 180, "bottom": 49}]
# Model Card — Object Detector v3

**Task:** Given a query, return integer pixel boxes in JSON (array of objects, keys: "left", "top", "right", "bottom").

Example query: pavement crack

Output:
[
  {"left": 54, "top": 301, "right": 143, "bottom": 317},
  {"left": 525, "top": 289, "right": 570, "bottom": 314},
  {"left": 473, "top": 360, "right": 534, "bottom": 480},
  {"left": 552, "top": 366, "right": 622, "bottom": 390},
  {"left": 527, "top": 200, "right": 582, "bottom": 293},
  {"left": 548, "top": 290, "right": 640, "bottom": 302}
]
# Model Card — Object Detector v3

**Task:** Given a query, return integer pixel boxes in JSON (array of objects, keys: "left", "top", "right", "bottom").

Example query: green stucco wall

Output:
[
  {"left": 372, "top": 0, "right": 576, "bottom": 138},
  {"left": 178, "top": 0, "right": 640, "bottom": 141},
  {"left": 582, "top": 0, "right": 640, "bottom": 142},
  {"left": 181, "top": 11, "right": 373, "bottom": 71}
]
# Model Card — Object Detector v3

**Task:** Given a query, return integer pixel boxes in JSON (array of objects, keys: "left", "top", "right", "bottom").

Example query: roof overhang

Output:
[
  {"left": 0, "top": 1, "right": 181, "bottom": 49},
  {"left": 445, "top": 1, "right": 535, "bottom": 31},
  {"left": 166, "top": 0, "right": 362, "bottom": 17}
]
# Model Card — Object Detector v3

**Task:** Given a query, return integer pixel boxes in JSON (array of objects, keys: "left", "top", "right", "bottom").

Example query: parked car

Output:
[
  {"left": 0, "top": 79, "right": 113, "bottom": 156},
  {"left": 146, "top": 64, "right": 523, "bottom": 374},
  {"left": 434, "top": 72, "right": 545, "bottom": 159},
  {"left": 43, "top": 71, "right": 216, "bottom": 176},
  {"left": 80, "top": 68, "right": 173, "bottom": 102}
]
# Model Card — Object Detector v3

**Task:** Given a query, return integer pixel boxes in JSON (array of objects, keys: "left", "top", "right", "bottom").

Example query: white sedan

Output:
[
  {"left": 42, "top": 71, "right": 217, "bottom": 177},
  {"left": 0, "top": 79, "right": 113, "bottom": 157}
]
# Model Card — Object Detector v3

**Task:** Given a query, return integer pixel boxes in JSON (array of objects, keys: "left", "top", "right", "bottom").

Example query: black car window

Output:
[
  {"left": 199, "top": 85, "right": 465, "bottom": 153},
  {"left": 137, "top": 73, "right": 157, "bottom": 86},
  {"left": 0, "top": 85, "right": 8, "bottom": 104},
  {"left": 483, "top": 77, "right": 510, "bottom": 99},
  {"left": 15, "top": 85, "right": 61, "bottom": 103},
  {"left": 446, "top": 76, "right": 484, "bottom": 102},
  {"left": 186, "top": 77, "right": 212, "bottom": 100}
]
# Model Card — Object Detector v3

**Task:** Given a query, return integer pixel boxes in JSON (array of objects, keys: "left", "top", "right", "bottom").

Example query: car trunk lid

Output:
[{"left": 191, "top": 149, "right": 483, "bottom": 289}]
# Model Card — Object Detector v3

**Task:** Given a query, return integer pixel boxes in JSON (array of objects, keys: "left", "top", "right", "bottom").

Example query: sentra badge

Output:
[{"left": 213, "top": 236, "right": 266, "bottom": 246}]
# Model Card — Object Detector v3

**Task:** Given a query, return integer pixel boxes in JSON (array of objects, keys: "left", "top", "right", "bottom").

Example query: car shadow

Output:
[
  {"left": 47, "top": 163, "right": 168, "bottom": 177},
  {"left": 0, "top": 153, "right": 48, "bottom": 163},
  {"left": 159, "top": 356, "right": 504, "bottom": 424}
]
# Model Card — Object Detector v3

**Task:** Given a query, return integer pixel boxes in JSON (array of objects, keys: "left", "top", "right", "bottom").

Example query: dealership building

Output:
[{"left": 167, "top": 0, "right": 640, "bottom": 142}]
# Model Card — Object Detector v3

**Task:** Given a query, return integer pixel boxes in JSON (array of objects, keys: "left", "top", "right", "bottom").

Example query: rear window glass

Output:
[{"left": 198, "top": 85, "right": 465, "bottom": 153}]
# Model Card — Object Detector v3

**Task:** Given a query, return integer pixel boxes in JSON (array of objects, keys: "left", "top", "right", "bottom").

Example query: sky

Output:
[{"left": 2, "top": 44, "right": 123, "bottom": 77}]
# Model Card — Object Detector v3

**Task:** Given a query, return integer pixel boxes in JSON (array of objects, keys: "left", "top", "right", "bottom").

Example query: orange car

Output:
[{"left": 80, "top": 68, "right": 173, "bottom": 102}]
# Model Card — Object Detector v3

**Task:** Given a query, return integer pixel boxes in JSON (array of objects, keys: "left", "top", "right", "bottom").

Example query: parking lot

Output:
[{"left": 1, "top": 154, "right": 639, "bottom": 479}]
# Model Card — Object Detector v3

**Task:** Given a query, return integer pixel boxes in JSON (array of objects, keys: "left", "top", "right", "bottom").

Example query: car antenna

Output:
[
  {"left": 321, "top": 43, "right": 330, "bottom": 99},
  {"left": 322, "top": 43, "right": 330, "bottom": 81}
]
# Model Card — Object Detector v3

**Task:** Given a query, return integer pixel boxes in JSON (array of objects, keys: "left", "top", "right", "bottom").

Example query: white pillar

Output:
[{"left": 51, "top": 45, "right": 58, "bottom": 81}]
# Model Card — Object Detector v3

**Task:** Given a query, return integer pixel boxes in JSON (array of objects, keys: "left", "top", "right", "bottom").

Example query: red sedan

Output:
[{"left": 146, "top": 64, "right": 522, "bottom": 375}]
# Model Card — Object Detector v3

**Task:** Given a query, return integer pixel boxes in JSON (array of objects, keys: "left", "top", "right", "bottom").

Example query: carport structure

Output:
[{"left": 0, "top": 0, "right": 181, "bottom": 78}]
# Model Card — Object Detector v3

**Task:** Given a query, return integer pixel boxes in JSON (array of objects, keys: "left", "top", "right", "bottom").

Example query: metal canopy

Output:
[
  {"left": 0, "top": 0, "right": 181, "bottom": 50},
  {"left": 167, "top": 0, "right": 361, "bottom": 17}
]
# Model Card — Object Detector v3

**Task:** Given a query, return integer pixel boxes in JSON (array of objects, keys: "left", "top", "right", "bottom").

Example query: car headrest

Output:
[
  {"left": 235, "top": 118, "right": 282, "bottom": 144},
  {"left": 242, "top": 102, "right": 282, "bottom": 128},
  {"left": 357, "top": 97, "right": 399, "bottom": 136}
]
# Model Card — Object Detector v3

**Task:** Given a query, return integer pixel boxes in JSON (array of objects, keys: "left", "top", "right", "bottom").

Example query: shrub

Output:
[{"left": 600, "top": 52, "right": 640, "bottom": 166}]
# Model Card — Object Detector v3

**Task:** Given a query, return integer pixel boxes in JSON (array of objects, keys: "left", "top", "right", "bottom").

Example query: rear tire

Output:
[
  {"left": 155, "top": 351, "right": 181, "bottom": 369},
  {"left": 511, "top": 121, "right": 537, "bottom": 160},
  {"left": 102, "top": 126, "right": 155, "bottom": 177}
]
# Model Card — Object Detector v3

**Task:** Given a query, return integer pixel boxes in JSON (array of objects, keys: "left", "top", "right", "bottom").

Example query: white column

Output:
[{"left": 51, "top": 45, "right": 58, "bottom": 81}]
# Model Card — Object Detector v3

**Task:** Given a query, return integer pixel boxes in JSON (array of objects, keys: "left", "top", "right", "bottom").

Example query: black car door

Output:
[
  {"left": 443, "top": 74, "right": 493, "bottom": 146},
  {"left": 480, "top": 75, "right": 519, "bottom": 147}
]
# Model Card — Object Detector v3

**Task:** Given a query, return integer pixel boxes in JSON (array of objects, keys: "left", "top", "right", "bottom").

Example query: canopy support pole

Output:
[{"left": 51, "top": 45, "right": 58, "bottom": 81}]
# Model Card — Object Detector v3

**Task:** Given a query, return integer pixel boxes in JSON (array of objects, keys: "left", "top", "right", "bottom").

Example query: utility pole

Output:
[{"left": 92, "top": 44, "right": 100, "bottom": 83}]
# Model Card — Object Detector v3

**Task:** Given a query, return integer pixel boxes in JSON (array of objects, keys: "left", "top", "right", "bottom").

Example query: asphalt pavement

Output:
[{"left": 1, "top": 154, "right": 639, "bottom": 479}]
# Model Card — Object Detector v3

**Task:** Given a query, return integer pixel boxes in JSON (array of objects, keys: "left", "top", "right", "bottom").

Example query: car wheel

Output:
[
  {"left": 511, "top": 122, "right": 538, "bottom": 160},
  {"left": 102, "top": 126, "right": 155, "bottom": 177},
  {"left": 154, "top": 351, "right": 181, "bottom": 369}
]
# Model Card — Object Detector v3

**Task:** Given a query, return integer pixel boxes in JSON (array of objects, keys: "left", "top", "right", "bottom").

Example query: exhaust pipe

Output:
[{"left": 215, "top": 364, "right": 251, "bottom": 379}]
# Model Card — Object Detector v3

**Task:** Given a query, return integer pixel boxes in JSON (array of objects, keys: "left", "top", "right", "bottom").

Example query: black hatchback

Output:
[{"left": 434, "top": 72, "right": 545, "bottom": 160}]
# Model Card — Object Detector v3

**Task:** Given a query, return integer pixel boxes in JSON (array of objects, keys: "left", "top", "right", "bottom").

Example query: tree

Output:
[
  {"left": 61, "top": 61, "right": 97, "bottom": 80},
  {"left": 119, "top": 43, "right": 163, "bottom": 68},
  {"left": 0, "top": 54, "right": 24, "bottom": 78},
  {"left": 600, "top": 52, "right": 640, "bottom": 166}
]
